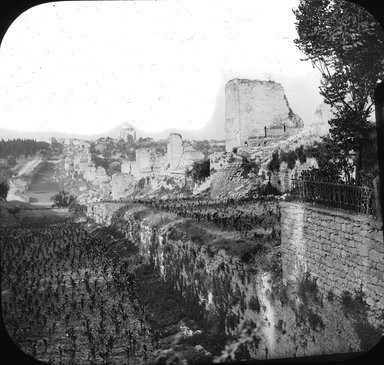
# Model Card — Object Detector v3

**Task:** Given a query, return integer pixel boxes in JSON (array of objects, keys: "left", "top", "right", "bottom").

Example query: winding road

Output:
[{"left": 27, "top": 159, "right": 61, "bottom": 206}]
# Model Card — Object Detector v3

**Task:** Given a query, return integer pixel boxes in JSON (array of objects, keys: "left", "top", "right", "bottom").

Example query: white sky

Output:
[{"left": 0, "top": 0, "right": 323, "bottom": 138}]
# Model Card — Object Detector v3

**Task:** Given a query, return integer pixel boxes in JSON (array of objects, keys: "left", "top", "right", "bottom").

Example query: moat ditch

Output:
[{"left": 1, "top": 202, "right": 383, "bottom": 364}]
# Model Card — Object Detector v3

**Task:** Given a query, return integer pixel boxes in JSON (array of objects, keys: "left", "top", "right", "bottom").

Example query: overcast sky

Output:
[{"left": 0, "top": 0, "right": 324, "bottom": 139}]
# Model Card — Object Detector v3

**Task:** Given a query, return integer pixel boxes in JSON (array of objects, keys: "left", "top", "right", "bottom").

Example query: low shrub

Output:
[
  {"left": 340, "top": 289, "right": 383, "bottom": 351},
  {"left": 248, "top": 296, "right": 260, "bottom": 313},
  {"left": 297, "top": 272, "right": 320, "bottom": 305},
  {"left": 50, "top": 190, "right": 76, "bottom": 208}
]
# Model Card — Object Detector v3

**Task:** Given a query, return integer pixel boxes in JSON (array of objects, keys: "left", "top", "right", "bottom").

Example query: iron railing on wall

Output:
[{"left": 290, "top": 178, "right": 376, "bottom": 218}]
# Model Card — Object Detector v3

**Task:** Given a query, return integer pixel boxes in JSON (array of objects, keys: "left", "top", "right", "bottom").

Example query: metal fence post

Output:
[{"left": 374, "top": 82, "right": 384, "bottom": 226}]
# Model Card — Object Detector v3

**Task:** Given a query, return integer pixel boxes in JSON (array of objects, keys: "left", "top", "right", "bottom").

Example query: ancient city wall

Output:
[
  {"left": 270, "top": 158, "right": 318, "bottom": 193},
  {"left": 110, "top": 173, "right": 135, "bottom": 200},
  {"left": 280, "top": 201, "right": 384, "bottom": 325},
  {"left": 225, "top": 79, "right": 303, "bottom": 152},
  {"left": 86, "top": 202, "right": 383, "bottom": 358},
  {"left": 209, "top": 152, "right": 259, "bottom": 199}
]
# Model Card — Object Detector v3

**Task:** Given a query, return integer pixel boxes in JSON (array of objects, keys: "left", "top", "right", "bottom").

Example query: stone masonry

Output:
[
  {"left": 280, "top": 201, "right": 384, "bottom": 323},
  {"left": 225, "top": 79, "right": 303, "bottom": 152}
]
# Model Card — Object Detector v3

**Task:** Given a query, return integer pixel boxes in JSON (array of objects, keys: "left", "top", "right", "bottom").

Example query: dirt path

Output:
[{"left": 27, "top": 160, "right": 61, "bottom": 206}]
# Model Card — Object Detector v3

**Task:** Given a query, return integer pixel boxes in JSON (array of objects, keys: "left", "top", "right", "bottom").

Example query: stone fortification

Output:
[
  {"left": 83, "top": 165, "right": 110, "bottom": 185},
  {"left": 135, "top": 148, "right": 166, "bottom": 175},
  {"left": 110, "top": 173, "right": 135, "bottom": 200},
  {"left": 73, "top": 152, "right": 90, "bottom": 173},
  {"left": 225, "top": 79, "right": 303, "bottom": 152},
  {"left": 120, "top": 159, "right": 138, "bottom": 176},
  {"left": 280, "top": 201, "right": 384, "bottom": 326},
  {"left": 269, "top": 158, "right": 318, "bottom": 193},
  {"left": 167, "top": 133, "right": 184, "bottom": 170},
  {"left": 209, "top": 152, "right": 246, "bottom": 199},
  {"left": 166, "top": 133, "right": 204, "bottom": 172},
  {"left": 86, "top": 202, "right": 383, "bottom": 358}
]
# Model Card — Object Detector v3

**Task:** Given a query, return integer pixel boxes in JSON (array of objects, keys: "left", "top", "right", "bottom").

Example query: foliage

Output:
[
  {"left": 267, "top": 145, "right": 308, "bottom": 173},
  {"left": 0, "top": 139, "right": 50, "bottom": 159},
  {"left": 0, "top": 181, "right": 9, "bottom": 200},
  {"left": 213, "top": 327, "right": 260, "bottom": 363},
  {"left": 50, "top": 190, "right": 76, "bottom": 208},
  {"left": 259, "top": 182, "right": 281, "bottom": 196},
  {"left": 340, "top": 289, "right": 383, "bottom": 351},
  {"left": 293, "top": 0, "right": 384, "bottom": 174},
  {"left": 193, "top": 140, "right": 211, "bottom": 158},
  {"left": 186, "top": 159, "right": 210, "bottom": 183},
  {"left": 91, "top": 155, "right": 109, "bottom": 171},
  {"left": 279, "top": 150, "right": 297, "bottom": 170},
  {"left": 248, "top": 296, "right": 261, "bottom": 313},
  {"left": 6, "top": 156, "right": 17, "bottom": 167},
  {"left": 137, "top": 177, "right": 146, "bottom": 190},
  {"left": 68, "top": 201, "right": 87, "bottom": 217},
  {"left": 303, "top": 137, "right": 354, "bottom": 182},
  {"left": 267, "top": 150, "right": 280, "bottom": 172},
  {"left": 297, "top": 272, "right": 321, "bottom": 305},
  {"left": 240, "top": 157, "right": 259, "bottom": 178}
]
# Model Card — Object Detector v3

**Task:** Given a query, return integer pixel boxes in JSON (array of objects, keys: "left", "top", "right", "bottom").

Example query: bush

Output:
[
  {"left": 68, "top": 200, "right": 87, "bottom": 217},
  {"left": 0, "top": 181, "right": 9, "bottom": 200},
  {"left": 50, "top": 190, "right": 76, "bottom": 208},
  {"left": 240, "top": 157, "right": 259, "bottom": 178},
  {"left": 259, "top": 182, "right": 280, "bottom": 196},
  {"left": 340, "top": 289, "right": 383, "bottom": 351},
  {"left": 297, "top": 272, "right": 320, "bottom": 305},
  {"left": 187, "top": 159, "right": 210, "bottom": 183},
  {"left": 137, "top": 177, "right": 146, "bottom": 189},
  {"left": 267, "top": 150, "right": 280, "bottom": 172},
  {"left": 280, "top": 150, "right": 297, "bottom": 170}
]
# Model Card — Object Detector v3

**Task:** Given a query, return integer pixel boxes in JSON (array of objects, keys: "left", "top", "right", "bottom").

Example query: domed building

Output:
[{"left": 118, "top": 123, "right": 136, "bottom": 142}]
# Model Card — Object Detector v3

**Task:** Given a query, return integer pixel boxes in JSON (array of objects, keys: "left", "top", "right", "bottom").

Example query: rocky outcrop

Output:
[{"left": 225, "top": 79, "right": 303, "bottom": 152}]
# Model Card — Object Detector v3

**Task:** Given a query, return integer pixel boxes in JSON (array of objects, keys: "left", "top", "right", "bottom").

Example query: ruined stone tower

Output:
[
  {"left": 225, "top": 79, "right": 303, "bottom": 152},
  {"left": 167, "top": 133, "right": 183, "bottom": 170}
]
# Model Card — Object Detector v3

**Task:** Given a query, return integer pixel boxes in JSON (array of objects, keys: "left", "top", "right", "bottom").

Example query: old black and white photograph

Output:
[{"left": 0, "top": 0, "right": 383, "bottom": 364}]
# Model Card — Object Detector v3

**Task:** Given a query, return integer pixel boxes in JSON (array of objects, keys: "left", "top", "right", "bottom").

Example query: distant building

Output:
[
  {"left": 118, "top": 123, "right": 136, "bottom": 142},
  {"left": 166, "top": 133, "right": 204, "bottom": 171},
  {"left": 73, "top": 152, "right": 89, "bottom": 172}
]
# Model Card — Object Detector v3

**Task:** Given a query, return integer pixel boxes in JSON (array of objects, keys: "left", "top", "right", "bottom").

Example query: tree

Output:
[
  {"left": 0, "top": 181, "right": 9, "bottom": 200},
  {"left": 50, "top": 190, "right": 76, "bottom": 208},
  {"left": 293, "top": 0, "right": 384, "bottom": 177},
  {"left": 186, "top": 159, "right": 210, "bottom": 183}
]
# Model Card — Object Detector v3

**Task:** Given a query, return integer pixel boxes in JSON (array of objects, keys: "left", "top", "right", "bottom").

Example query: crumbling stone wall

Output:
[
  {"left": 167, "top": 133, "right": 183, "bottom": 170},
  {"left": 225, "top": 79, "right": 303, "bottom": 152},
  {"left": 83, "top": 165, "right": 110, "bottom": 185},
  {"left": 270, "top": 158, "right": 318, "bottom": 193},
  {"left": 280, "top": 201, "right": 384, "bottom": 326},
  {"left": 120, "top": 159, "right": 138, "bottom": 176},
  {"left": 111, "top": 173, "right": 135, "bottom": 200},
  {"left": 210, "top": 152, "right": 261, "bottom": 199},
  {"left": 135, "top": 148, "right": 165, "bottom": 175},
  {"left": 86, "top": 203, "right": 381, "bottom": 358}
]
